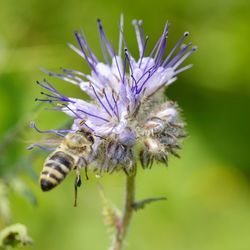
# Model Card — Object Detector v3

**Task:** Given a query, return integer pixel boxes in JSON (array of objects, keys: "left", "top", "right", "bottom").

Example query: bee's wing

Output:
[
  {"left": 41, "top": 135, "right": 64, "bottom": 146},
  {"left": 26, "top": 134, "right": 64, "bottom": 151}
]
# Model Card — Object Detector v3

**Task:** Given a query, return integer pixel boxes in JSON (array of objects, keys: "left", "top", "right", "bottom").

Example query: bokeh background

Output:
[{"left": 0, "top": 0, "right": 249, "bottom": 249}]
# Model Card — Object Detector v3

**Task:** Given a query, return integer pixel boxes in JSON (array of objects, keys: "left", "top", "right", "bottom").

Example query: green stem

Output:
[{"left": 110, "top": 173, "right": 136, "bottom": 250}]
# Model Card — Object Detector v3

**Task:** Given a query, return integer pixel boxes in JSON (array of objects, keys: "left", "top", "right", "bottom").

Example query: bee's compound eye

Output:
[{"left": 85, "top": 132, "right": 94, "bottom": 144}]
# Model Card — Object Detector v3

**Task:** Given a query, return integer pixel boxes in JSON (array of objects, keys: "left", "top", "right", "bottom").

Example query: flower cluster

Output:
[{"left": 32, "top": 16, "right": 196, "bottom": 175}]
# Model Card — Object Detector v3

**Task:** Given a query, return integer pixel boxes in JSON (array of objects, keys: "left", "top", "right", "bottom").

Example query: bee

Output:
[{"left": 40, "top": 129, "right": 94, "bottom": 206}]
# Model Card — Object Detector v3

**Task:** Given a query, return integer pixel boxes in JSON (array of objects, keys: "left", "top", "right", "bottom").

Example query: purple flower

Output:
[{"left": 33, "top": 16, "right": 196, "bottom": 174}]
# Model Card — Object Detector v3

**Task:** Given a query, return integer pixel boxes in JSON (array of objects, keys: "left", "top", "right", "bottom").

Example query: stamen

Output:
[
  {"left": 122, "top": 53, "right": 127, "bottom": 85},
  {"left": 154, "top": 22, "right": 169, "bottom": 62},
  {"left": 112, "top": 48, "right": 123, "bottom": 83},
  {"left": 30, "top": 121, "right": 70, "bottom": 137},
  {"left": 143, "top": 34, "right": 164, "bottom": 74},
  {"left": 62, "top": 104, "right": 83, "bottom": 119},
  {"left": 35, "top": 98, "right": 53, "bottom": 103},
  {"left": 155, "top": 35, "right": 167, "bottom": 68},
  {"left": 103, "top": 89, "right": 118, "bottom": 117},
  {"left": 35, "top": 97, "right": 70, "bottom": 103},
  {"left": 61, "top": 68, "right": 101, "bottom": 89},
  {"left": 162, "top": 31, "right": 189, "bottom": 66},
  {"left": 124, "top": 49, "right": 134, "bottom": 76},
  {"left": 131, "top": 74, "right": 138, "bottom": 93},
  {"left": 90, "top": 84, "right": 112, "bottom": 117},
  {"left": 98, "top": 24, "right": 110, "bottom": 64},
  {"left": 134, "top": 66, "right": 155, "bottom": 93},
  {"left": 172, "top": 46, "right": 197, "bottom": 70},
  {"left": 27, "top": 144, "right": 56, "bottom": 151},
  {"left": 119, "top": 27, "right": 129, "bottom": 57},
  {"left": 97, "top": 19, "right": 115, "bottom": 63},
  {"left": 118, "top": 14, "right": 124, "bottom": 57},
  {"left": 174, "top": 64, "right": 193, "bottom": 75},
  {"left": 138, "top": 20, "right": 145, "bottom": 46},
  {"left": 132, "top": 20, "right": 144, "bottom": 56},
  {"left": 79, "top": 29, "right": 98, "bottom": 65},
  {"left": 137, "top": 66, "right": 154, "bottom": 83},
  {"left": 36, "top": 80, "right": 55, "bottom": 93},
  {"left": 138, "top": 36, "right": 149, "bottom": 68},
  {"left": 40, "top": 92, "right": 61, "bottom": 99},
  {"left": 41, "top": 68, "right": 81, "bottom": 86},
  {"left": 36, "top": 80, "right": 73, "bottom": 103},
  {"left": 136, "top": 70, "right": 152, "bottom": 94},
  {"left": 44, "top": 107, "right": 63, "bottom": 111},
  {"left": 68, "top": 43, "right": 88, "bottom": 61},
  {"left": 61, "top": 68, "right": 86, "bottom": 76},
  {"left": 112, "top": 89, "right": 119, "bottom": 118},
  {"left": 77, "top": 108, "right": 109, "bottom": 122},
  {"left": 75, "top": 32, "right": 98, "bottom": 74},
  {"left": 165, "top": 42, "right": 192, "bottom": 68}
]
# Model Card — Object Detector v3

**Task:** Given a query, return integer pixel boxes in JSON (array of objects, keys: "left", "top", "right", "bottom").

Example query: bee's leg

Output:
[
  {"left": 84, "top": 166, "right": 89, "bottom": 180},
  {"left": 77, "top": 157, "right": 89, "bottom": 180},
  {"left": 75, "top": 167, "right": 82, "bottom": 187},
  {"left": 74, "top": 165, "right": 82, "bottom": 207},
  {"left": 74, "top": 157, "right": 88, "bottom": 207}
]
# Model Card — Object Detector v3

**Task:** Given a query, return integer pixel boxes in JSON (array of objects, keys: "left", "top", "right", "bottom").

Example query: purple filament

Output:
[{"left": 27, "top": 144, "right": 56, "bottom": 151}]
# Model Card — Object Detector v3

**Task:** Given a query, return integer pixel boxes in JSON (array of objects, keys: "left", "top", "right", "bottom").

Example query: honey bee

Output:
[{"left": 40, "top": 129, "right": 94, "bottom": 206}]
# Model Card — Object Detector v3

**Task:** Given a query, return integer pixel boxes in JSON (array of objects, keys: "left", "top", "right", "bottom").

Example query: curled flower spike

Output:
[{"left": 33, "top": 15, "right": 196, "bottom": 174}]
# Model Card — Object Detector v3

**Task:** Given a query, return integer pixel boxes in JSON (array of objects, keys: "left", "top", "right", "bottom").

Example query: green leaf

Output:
[
  {"left": 132, "top": 197, "right": 167, "bottom": 211},
  {"left": 0, "top": 223, "right": 32, "bottom": 249}
]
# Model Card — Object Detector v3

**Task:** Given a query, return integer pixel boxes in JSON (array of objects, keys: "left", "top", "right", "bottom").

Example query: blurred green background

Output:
[{"left": 0, "top": 0, "right": 250, "bottom": 249}]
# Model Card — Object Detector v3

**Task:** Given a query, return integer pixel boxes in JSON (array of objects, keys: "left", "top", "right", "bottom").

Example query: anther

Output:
[
  {"left": 191, "top": 46, "right": 198, "bottom": 51},
  {"left": 132, "top": 19, "right": 137, "bottom": 25}
]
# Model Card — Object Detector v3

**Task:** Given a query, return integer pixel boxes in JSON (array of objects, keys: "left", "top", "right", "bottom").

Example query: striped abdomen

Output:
[{"left": 40, "top": 151, "right": 75, "bottom": 191}]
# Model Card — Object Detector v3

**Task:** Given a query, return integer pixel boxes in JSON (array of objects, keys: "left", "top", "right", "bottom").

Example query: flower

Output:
[{"left": 33, "top": 16, "right": 196, "bottom": 174}]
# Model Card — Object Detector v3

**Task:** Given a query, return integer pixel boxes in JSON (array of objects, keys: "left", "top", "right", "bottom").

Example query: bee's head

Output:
[{"left": 79, "top": 129, "right": 95, "bottom": 144}]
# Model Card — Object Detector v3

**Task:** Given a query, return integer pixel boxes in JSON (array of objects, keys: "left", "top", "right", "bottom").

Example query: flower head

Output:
[{"left": 33, "top": 16, "right": 196, "bottom": 174}]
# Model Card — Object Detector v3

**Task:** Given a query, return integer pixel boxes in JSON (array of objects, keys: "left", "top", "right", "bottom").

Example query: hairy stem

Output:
[{"left": 110, "top": 173, "right": 136, "bottom": 250}]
